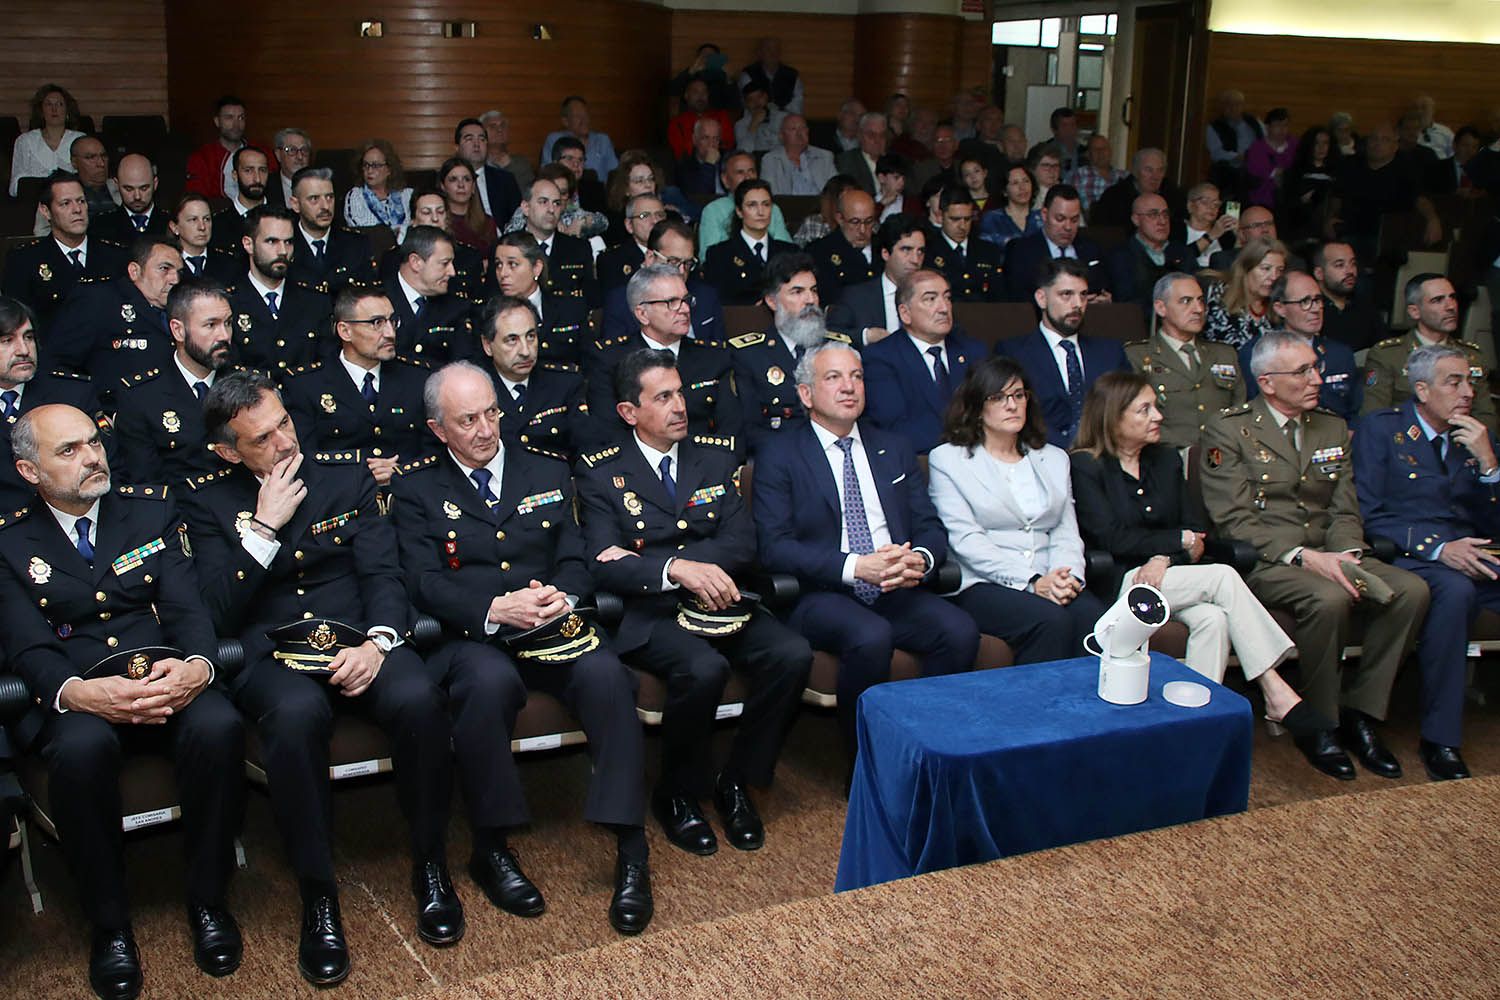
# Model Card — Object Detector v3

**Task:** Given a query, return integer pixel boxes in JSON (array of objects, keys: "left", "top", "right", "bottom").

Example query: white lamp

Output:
[{"left": 1086, "top": 584, "right": 1170, "bottom": 705}]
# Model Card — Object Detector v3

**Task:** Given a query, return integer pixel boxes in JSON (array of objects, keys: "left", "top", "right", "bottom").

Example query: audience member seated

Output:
[
  {"left": 1, "top": 172, "right": 129, "bottom": 333},
  {"left": 836, "top": 112, "right": 888, "bottom": 197},
  {"left": 892, "top": 106, "right": 937, "bottom": 165},
  {"left": 264, "top": 127, "right": 313, "bottom": 210},
  {"left": 1028, "top": 144, "right": 1064, "bottom": 209},
  {"left": 884, "top": 93, "right": 911, "bottom": 140},
  {"left": 912, "top": 123, "right": 959, "bottom": 194},
  {"left": 697, "top": 152, "right": 792, "bottom": 252},
  {"left": 864, "top": 269, "right": 985, "bottom": 454},
  {"left": 956, "top": 154, "right": 994, "bottom": 215},
  {"left": 540, "top": 96, "right": 618, "bottom": 180},
  {"left": 1286, "top": 126, "right": 1338, "bottom": 240},
  {"left": 1396, "top": 111, "right": 1449, "bottom": 195},
  {"left": 675, "top": 118, "right": 725, "bottom": 199},
  {"left": 669, "top": 43, "right": 741, "bottom": 112},
  {"left": 1446, "top": 126, "right": 1483, "bottom": 195},
  {"left": 344, "top": 139, "right": 413, "bottom": 237},
  {"left": 1330, "top": 111, "right": 1360, "bottom": 160},
  {"left": 807, "top": 189, "right": 881, "bottom": 305},
  {"left": 8, "top": 83, "right": 84, "bottom": 198},
  {"left": 793, "top": 174, "right": 857, "bottom": 247},
  {"left": 186, "top": 96, "right": 271, "bottom": 200},
  {"left": 91, "top": 154, "right": 167, "bottom": 246},
  {"left": 874, "top": 154, "right": 913, "bottom": 222},
  {"left": 668, "top": 77, "right": 735, "bottom": 161},
  {"left": 503, "top": 162, "right": 604, "bottom": 244},
  {"left": 1205, "top": 206, "right": 1298, "bottom": 272},
  {"left": 284, "top": 167, "right": 377, "bottom": 296},
  {"left": 516, "top": 176, "right": 598, "bottom": 306},
  {"left": 1245, "top": 108, "right": 1297, "bottom": 209},
  {"left": 1205, "top": 89, "right": 1262, "bottom": 200},
  {"left": 481, "top": 108, "right": 534, "bottom": 193},
  {"left": 703, "top": 181, "right": 795, "bottom": 306},
  {"left": 1244, "top": 271, "right": 1361, "bottom": 422},
  {"left": 437, "top": 157, "right": 497, "bottom": 253},
  {"left": 955, "top": 106, "right": 1007, "bottom": 182},
  {"left": 1029, "top": 107, "right": 1085, "bottom": 174},
  {"left": 1311, "top": 241, "right": 1383, "bottom": 353},
  {"left": 950, "top": 89, "right": 982, "bottom": 141},
  {"left": 69, "top": 135, "right": 119, "bottom": 221},
  {"left": 599, "top": 193, "right": 665, "bottom": 295},
  {"left": 1353, "top": 343, "right": 1498, "bottom": 781},
  {"left": 978, "top": 164, "right": 1043, "bottom": 251},
  {"left": 1068, "top": 134, "right": 1125, "bottom": 214},
  {"left": 394, "top": 190, "right": 486, "bottom": 303},
  {"left": 1177, "top": 182, "right": 1238, "bottom": 268},
  {"left": 738, "top": 36, "right": 804, "bottom": 115},
  {"left": 826, "top": 214, "right": 925, "bottom": 345},
  {"left": 225, "top": 207, "right": 333, "bottom": 375},
  {"left": 927, "top": 187, "right": 1004, "bottom": 302},
  {"left": 454, "top": 117, "right": 522, "bottom": 227},
  {"left": 474, "top": 295, "right": 595, "bottom": 461},
  {"left": 170, "top": 194, "right": 240, "bottom": 283},
  {"left": 734, "top": 80, "right": 783, "bottom": 154},
  {"left": 487, "top": 230, "right": 593, "bottom": 366},
  {"left": 1107, "top": 194, "right": 1194, "bottom": 314},
  {"left": 760, "top": 113, "right": 836, "bottom": 197},
  {"left": 1125, "top": 272, "right": 1244, "bottom": 450},
  {"left": 1070, "top": 372, "right": 1308, "bottom": 718},
  {"left": 605, "top": 151, "right": 693, "bottom": 247},
  {"left": 1199, "top": 331, "right": 1428, "bottom": 781},
  {"left": 1203, "top": 236, "right": 1286, "bottom": 350},
  {"left": 548, "top": 137, "right": 609, "bottom": 222},
  {"left": 384, "top": 224, "right": 475, "bottom": 362},
  {"left": 602, "top": 219, "right": 723, "bottom": 344},
  {"left": 1327, "top": 122, "right": 1442, "bottom": 263},
  {"left": 1092, "top": 147, "right": 1186, "bottom": 231},
  {"left": 753, "top": 341, "right": 976, "bottom": 768},
  {"left": 208, "top": 147, "right": 270, "bottom": 252},
  {"left": 1363, "top": 274, "right": 1495, "bottom": 429},
  {"left": 1002, "top": 184, "right": 1110, "bottom": 303},
  {"left": 1411, "top": 95, "right": 1455, "bottom": 159}
]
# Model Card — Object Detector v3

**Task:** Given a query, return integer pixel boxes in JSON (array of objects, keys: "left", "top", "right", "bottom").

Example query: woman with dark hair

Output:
[
  {"left": 604, "top": 150, "right": 693, "bottom": 244},
  {"left": 1285, "top": 126, "right": 1336, "bottom": 241},
  {"left": 957, "top": 154, "right": 994, "bottom": 214},
  {"left": 927, "top": 357, "right": 1104, "bottom": 663},
  {"left": 1245, "top": 108, "right": 1298, "bottom": 209},
  {"left": 437, "top": 156, "right": 496, "bottom": 252},
  {"left": 702, "top": 179, "right": 796, "bottom": 305},
  {"left": 10, "top": 83, "right": 85, "bottom": 197},
  {"left": 977, "top": 163, "right": 1042, "bottom": 250},
  {"left": 344, "top": 138, "right": 412, "bottom": 237},
  {"left": 1070, "top": 371, "right": 1323, "bottom": 739}
]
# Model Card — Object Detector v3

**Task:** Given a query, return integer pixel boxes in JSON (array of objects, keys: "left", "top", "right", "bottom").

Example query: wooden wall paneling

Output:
[
  {"left": 668, "top": 12, "right": 858, "bottom": 120},
  {"left": 852, "top": 15, "right": 962, "bottom": 112},
  {"left": 957, "top": 18, "right": 995, "bottom": 102}
]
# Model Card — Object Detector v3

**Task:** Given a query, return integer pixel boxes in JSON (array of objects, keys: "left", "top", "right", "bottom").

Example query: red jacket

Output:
[
  {"left": 667, "top": 110, "right": 735, "bottom": 161},
  {"left": 185, "top": 140, "right": 276, "bottom": 198}
]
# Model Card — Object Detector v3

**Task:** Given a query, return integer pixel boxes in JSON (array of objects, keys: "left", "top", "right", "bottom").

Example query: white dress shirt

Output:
[
  {"left": 880, "top": 273, "right": 899, "bottom": 332},
  {"left": 9, "top": 128, "right": 84, "bottom": 197},
  {"left": 908, "top": 332, "right": 949, "bottom": 381},
  {"left": 1043, "top": 234, "right": 1077, "bottom": 260},
  {"left": 339, "top": 353, "right": 380, "bottom": 396},
  {"left": 54, "top": 235, "right": 88, "bottom": 268},
  {"left": 633, "top": 433, "right": 683, "bottom": 591},
  {"left": 279, "top": 173, "right": 295, "bottom": 207},
  {"left": 1039, "top": 324, "right": 1084, "bottom": 389},
  {"left": 396, "top": 273, "right": 425, "bottom": 316},
  {"left": 527, "top": 286, "right": 545, "bottom": 324},
  {"left": 640, "top": 331, "right": 681, "bottom": 357},
  {"left": 172, "top": 353, "right": 216, "bottom": 395},
  {"left": 1184, "top": 225, "right": 1221, "bottom": 268},
  {"left": 740, "top": 230, "right": 769, "bottom": 260},
  {"left": 246, "top": 268, "right": 285, "bottom": 306},
  {"left": 809, "top": 421, "right": 894, "bottom": 584}
]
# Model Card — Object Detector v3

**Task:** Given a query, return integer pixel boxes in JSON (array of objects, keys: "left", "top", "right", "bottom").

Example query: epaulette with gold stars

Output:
[
  {"left": 0, "top": 506, "right": 30, "bottom": 528},
  {"left": 394, "top": 454, "right": 440, "bottom": 476},
  {"left": 396, "top": 354, "right": 433, "bottom": 370},
  {"left": 1374, "top": 335, "right": 1406, "bottom": 349},
  {"left": 282, "top": 362, "right": 323, "bottom": 379},
  {"left": 120, "top": 368, "right": 162, "bottom": 388},
  {"left": 540, "top": 360, "right": 580, "bottom": 374},
  {"left": 593, "top": 333, "right": 634, "bottom": 351},
  {"left": 313, "top": 450, "right": 361, "bottom": 465},
  {"left": 115, "top": 484, "right": 169, "bottom": 500},
  {"left": 48, "top": 369, "right": 90, "bottom": 382},
  {"left": 692, "top": 434, "right": 736, "bottom": 452},
  {"left": 729, "top": 331, "right": 766, "bottom": 349},
  {"left": 1219, "top": 402, "right": 1253, "bottom": 416},
  {"left": 525, "top": 443, "right": 568, "bottom": 463},
  {"left": 1124, "top": 338, "right": 1151, "bottom": 349},
  {"left": 186, "top": 467, "right": 234, "bottom": 491},
  {"left": 824, "top": 330, "right": 853, "bottom": 345},
  {"left": 581, "top": 445, "right": 621, "bottom": 468},
  {"left": 1457, "top": 338, "right": 1483, "bottom": 353},
  {"left": 13, "top": 237, "right": 42, "bottom": 249}
]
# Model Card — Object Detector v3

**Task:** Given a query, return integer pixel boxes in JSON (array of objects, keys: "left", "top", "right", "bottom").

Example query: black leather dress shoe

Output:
[
  {"left": 653, "top": 790, "right": 718, "bottom": 855},
  {"left": 608, "top": 860, "right": 654, "bottom": 935},
  {"left": 188, "top": 903, "right": 242, "bottom": 977},
  {"left": 1293, "top": 728, "right": 1357, "bottom": 781},
  {"left": 89, "top": 926, "right": 142, "bottom": 1000},
  {"left": 1340, "top": 710, "right": 1402, "bottom": 778},
  {"left": 1420, "top": 739, "right": 1472, "bottom": 781},
  {"left": 713, "top": 774, "right": 765, "bottom": 851},
  {"left": 468, "top": 849, "right": 545, "bottom": 917},
  {"left": 298, "top": 894, "right": 350, "bottom": 987},
  {"left": 412, "top": 861, "right": 465, "bottom": 946}
]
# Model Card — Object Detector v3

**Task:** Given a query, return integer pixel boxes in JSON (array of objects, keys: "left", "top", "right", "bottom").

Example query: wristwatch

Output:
[
  {"left": 1291, "top": 551, "right": 1304, "bottom": 567},
  {"left": 366, "top": 631, "right": 395, "bottom": 654}
]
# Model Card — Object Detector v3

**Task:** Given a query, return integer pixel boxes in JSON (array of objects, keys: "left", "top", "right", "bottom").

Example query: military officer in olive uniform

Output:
[
  {"left": 486, "top": 231, "right": 595, "bottom": 367},
  {"left": 1126, "top": 272, "right": 1244, "bottom": 450},
  {"left": 284, "top": 168, "right": 378, "bottom": 296},
  {"left": 391, "top": 362, "right": 652, "bottom": 935},
  {"left": 576, "top": 349, "right": 810, "bottom": 858},
  {"left": 112, "top": 278, "right": 236, "bottom": 484},
  {"left": 1362, "top": 274, "right": 1495, "bottom": 431},
  {"left": 927, "top": 187, "right": 1004, "bottom": 302},
  {"left": 1200, "top": 331, "right": 1427, "bottom": 782},
  {"left": 0, "top": 403, "right": 244, "bottom": 999},
  {"left": 1, "top": 172, "right": 129, "bottom": 333},
  {"left": 477, "top": 294, "right": 601, "bottom": 461},
  {"left": 806, "top": 189, "right": 881, "bottom": 305},
  {"left": 585, "top": 263, "right": 741, "bottom": 451},
  {"left": 225, "top": 206, "right": 334, "bottom": 376},
  {"left": 384, "top": 225, "right": 475, "bottom": 364},
  {"left": 281, "top": 286, "right": 435, "bottom": 487}
]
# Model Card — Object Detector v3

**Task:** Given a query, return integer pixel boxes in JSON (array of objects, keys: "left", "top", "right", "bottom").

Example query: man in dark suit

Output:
[
  {"left": 585, "top": 263, "right": 740, "bottom": 450},
  {"left": 520, "top": 177, "right": 599, "bottom": 307},
  {"left": 596, "top": 193, "right": 664, "bottom": 295},
  {"left": 751, "top": 340, "right": 979, "bottom": 765},
  {"left": 576, "top": 349, "right": 810, "bottom": 857},
  {"left": 1090, "top": 147, "right": 1186, "bottom": 230},
  {"left": 833, "top": 111, "right": 886, "bottom": 196},
  {"left": 826, "top": 215, "right": 927, "bottom": 344},
  {"left": 393, "top": 362, "right": 652, "bottom": 933},
  {"left": 90, "top": 154, "right": 169, "bottom": 247},
  {"left": 1, "top": 172, "right": 130, "bottom": 333},
  {"left": 995, "top": 258, "right": 1129, "bottom": 447},
  {"left": 181, "top": 372, "right": 462, "bottom": 985},
  {"left": 601, "top": 218, "right": 724, "bottom": 344},
  {"left": 927, "top": 186, "right": 1005, "bottom": 302},
  {"left": 284, "top": 167, "right": 377, "bottom": 296},
  {"left": 383, "top": 225, "right": 475, "bottom": 364},
  {"left": 1106, "top": 193, "right": 1194, "bottom": 314},
  {"left": 1354, "top": 344, "right": 1500, "bottom": 781},
  {"left": 807, "top": 189, "right": 881, "bottom": 306},
  {"left": 0, "top": 404, "right": 244, "bottom": 1000},
  {"left": 863, "top": 269, "right": 986, "bottom": 455},
  {"left": 488, "top": 231, "right": 594, "bottom": 367},
  {"left": 476, "top": 295, "right": 597, "bottom": 461},
  {"left": 111, "top": 277, "right": 235, "bottom": 485},
  {"left": 1002, "top": 184, "right": 1110, "bottom": 303},
  {"left": 280, "top": 285, "right": 435, "bottom": 487},
  {"left": 224, "top": 206, "right": 333, "bottom": 376}
]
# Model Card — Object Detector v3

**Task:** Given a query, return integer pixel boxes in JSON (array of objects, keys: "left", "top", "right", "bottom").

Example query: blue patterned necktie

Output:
[
  {"left": 75, "top": 516, "right": 95, "bottom": 565},
  {"left": 470, "top": 468, "right": 498, "bottom": 506},
  {"left": 928, "top": 345, "right": 951, "bottom": 400},
  {"left": 836, "top": 437, "right": 881, "bottom": 605},
  {"left": 1060, "top": 339, "right": 1084, "bottom": 430},
  {"left": 513, "top": 382, "right": 527, "bottom": 409},
  {"left": 0, "top": 390, "right": 17, "bottom": 420},
  {"left": 659, "top": 455, "right": 677, "bottom": 504},
  {"left": 361, "top": 371, "right": 377, "bottom": 407}
]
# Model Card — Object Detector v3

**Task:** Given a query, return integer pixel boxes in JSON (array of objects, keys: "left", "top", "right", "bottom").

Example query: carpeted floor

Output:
[{"left": 2, "top": 663, "right": 1498, "bottom": 998}]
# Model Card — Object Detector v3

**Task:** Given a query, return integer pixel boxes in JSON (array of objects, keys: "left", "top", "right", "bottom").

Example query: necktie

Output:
[
  {"left": 753, "top": 241, "right": 765, "bottom": 262},
  {"left": 361, "top": 371, "right": 377, "bottom": 407},
  {"left": 0, "top": 390, "right": 17, "bottom": 420},
  {"left": 793, "top": 344, "right": 807, "bottom": 367},
  {"left": 1181, "top": 342, "right": 1200, "bottom": 376},
  {"left": 67, "top": 249, "right": 84, "bottom": 271},
  {"left": 312, "top": 238, "right": 326, "bottom": 259},
  {"left": 188, "top": 255, "right": 205, "bottom": 274},
  {"left": 470, "top": 468, "right": 498, "bottom": 506},
  {"left": 513, "top": 383, "right": 527, "bottom": 409},
  {"left": 265, "top": 291, "right": 279, "bottom": 319},
  {"left": 835, "top": 438, "right": 881, "bottom": 605},
  {"left": 1431, "top": 433, "right": 1447, "bottom": 466},
  {"left": 540, "top": 240, "right": 552, "bottom": 257},
  {"left": 1059, "top": 340, "right": 1084, "bottom": 428},
  {"left": 659, "top": 455, "right": 676, "bottom": 505},
  {"left": 132, "top": 214, "right": 148, "bottom": 232},
  {"left": 192, "top": 381, "right": 208, "bottom": 401},
  {"left": 1284, "top": 418, "right": 1300, "bottom": 455},
  {"left": 413, "top": 296, "right": 427, "bottom": 321},
  {"left": 75, "top": 516, "right": 94, "bottom": 565},
  {"left": 928, "top": 345, "right": 951, "bottom": 400},
  {"left": 953, "top": 241, "right": 965, "bottom": 265}
]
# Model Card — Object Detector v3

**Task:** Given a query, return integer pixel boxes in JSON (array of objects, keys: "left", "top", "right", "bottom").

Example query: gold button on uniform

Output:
[
  {"left": 95, "top": 591, "right": 107, "bottom": 602},
  {"left": 500, "top": 561, "right": 510, "bottom": 570},
  {"left": 294, "top": 550, "right": 304, "bottom": 560},
  {"left": 107, "top": 637, "right": 118, "bottom": 648},
  {"left": 495, "top": 531, "right": 505, "bottom": 541},
  {"left": 676, "top": 519, "right": 688, "bottom": 529}
]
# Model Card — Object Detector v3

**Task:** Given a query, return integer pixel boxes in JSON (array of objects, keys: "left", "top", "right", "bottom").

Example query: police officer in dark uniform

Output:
[
  {"left": 487, "top": 231, "right": 594, "bottom": 367},
  {"left": 0, "top": 403, "right": 244, "bottom": 1000},
  {"left": 928, "top": 186, "right": 1004, "bottom": 302},
  {"left": 44, "top": 234, "right": 183, "bottom": 406},
  {"left": 383, "top": 224, "right": 475, "bottom": 364},
  {"left": 601, "top": 219, "right": 727, "bottom": 344},
  {"left": 379, "top": 190, "right": 487, "bottom": 306},
  {"left": 596, "top": 192, "right": 663, "bottom": 295},
  {"left": 112, "top": 278, "right": 235, "bottom": 484},
  {"left": 284, "top": 167, "right": 378, "bottom": 296},
  {"left": 207, "top": 148, "right": 270, "bottom": 253},
  {"left": 476, "top": 294, "right": 598, "bottom": 461},
  {"left": 168, "top": 193, "right": 243, "bottom": 285},
  {"left": 729, "top": 251, "right": 857, "bottom": 455},
  {"left": 702, "top": 179, "right": 797, "bottom": 306},
  {"left": 519, "top": 176, "right": 600, "bottom": 307},
  {"left": 391, "top": 361, "right": 653, "bottom": 934},
  {"left": 225, "top": 205, "right": 333, "bottom": 376},
  {"left": 89, "top": 154, "right": 170, "bottom": 247},
  {"left": 281, "top": 285, "right": 435, "bottom": 488},
  {"left": 181, "top": 371, "right": 462, "bottom": 986},
  {"left": 584, "top": 263, "right": 740, "bottom": 451},
  {"left": 576, "top": 349, "right": 810, "bottom": 857},
  {"left": 806, "top": 188, "right": 881, "bottom": 306},
  {"left": 1, "top": 171, "right": 129, "bottom": 333}
]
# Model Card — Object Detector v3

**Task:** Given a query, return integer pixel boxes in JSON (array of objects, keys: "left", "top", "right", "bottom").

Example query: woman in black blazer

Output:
[
  {"left": 702, "top": 179, "right": 796, "bottom": 306},
  {"left": 1070, "top": 372, "right": 1326, "bottom": 739}
]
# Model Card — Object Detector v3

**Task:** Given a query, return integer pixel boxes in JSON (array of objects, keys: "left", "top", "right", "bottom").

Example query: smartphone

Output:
[{"left": 1224, "top": 200, "right": 1241, "bottom": 221}]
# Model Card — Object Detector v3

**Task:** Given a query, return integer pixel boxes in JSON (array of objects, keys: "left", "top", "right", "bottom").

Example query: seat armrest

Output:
[
  {"left": 1204, "top": 538, "right": 1260, "bottom": 574},
  {"left": 1367, "top": 536, "right": 1398, "bottom": 563},
  {"left": 0, "top": 674, "right": 30, "bottom": 726},
  {"left": 595, "top": 592, "right": 624, "bottom": 625},
  {"left": 214, "top": 638, "right": 245, "bottom": 674}
]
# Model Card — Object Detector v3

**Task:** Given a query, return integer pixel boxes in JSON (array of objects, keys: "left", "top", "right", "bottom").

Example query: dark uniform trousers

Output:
[
  {"left": 577, "top": 438, "right": 810, "bottom": 797},
  {"left": 1394, "top": 563, "right": 1500, "bottom": 746}
]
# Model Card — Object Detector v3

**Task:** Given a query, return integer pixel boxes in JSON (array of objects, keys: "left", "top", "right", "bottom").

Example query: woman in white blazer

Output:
[
  {"left": 9, "top": 84, "right": 85, "bottom": 198},
  {"left": 928, "top": 356, "right": 1105, "bottom": 663}
]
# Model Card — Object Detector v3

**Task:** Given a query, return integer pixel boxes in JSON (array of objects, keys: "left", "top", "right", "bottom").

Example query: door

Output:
[{"left": 1127, "top": 2, "right": 1196, "bottom": 181}]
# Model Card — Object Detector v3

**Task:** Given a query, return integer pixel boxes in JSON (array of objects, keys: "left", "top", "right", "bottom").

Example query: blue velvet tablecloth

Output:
[{"left": 836, "top": 653, "right": 1252, "bottom": 891}]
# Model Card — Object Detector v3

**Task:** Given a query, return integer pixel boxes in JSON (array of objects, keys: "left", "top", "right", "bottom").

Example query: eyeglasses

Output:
[
  {"left": 362, "top": 160, "right": 388, "bottom": 170},
  {"left": 986, "top": 390, "right": 1028, "bottom": 406},
  {"left": 640, "top": 295, "right": 696, "bottom": 311},
  {"left": 657, "top": 255, "right": 699, "bottom": 271},
  {"left": 279, "top": 145, "right": 312, "bottom": 156},
  {"left": 344, "top": 314, "right": 402, "bottom": 331},
  {"left": 1275, "top": 295, "right": 1324, "bottom": 311},
  {"left": 1262, "top": 360, "right": 1325, "bottom": 380},
  {"left": 630, "top": 210, "right": 668, "bottom": 221}
]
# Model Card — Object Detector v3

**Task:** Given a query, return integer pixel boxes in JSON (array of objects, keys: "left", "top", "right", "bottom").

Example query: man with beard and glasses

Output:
[
  {"left": 863, "top": 268, "right": 988, "bottom": 455},
  {"left": 0, "top": 403, "right": 245, "bottom": 1000},
  {"left": 284, "top": 167, "right": 377, "bottom": 296},
  {"left": 0, "top": 296, "right": 112, "bottom": 511},
  {"left": 90, "top": 154, "right": 168, "bottom": 246},
  {"left": 730, "top": 251, "right": 856, "bottom": 455},
  {"left": 225, "top": 206, "right": 333, "bottom": 376},
  {"left": 112, "top": 278, "right": 237, "bottom": 484},
  {"left": 209, "top": 148, "right": 271, "bottom": 253},
  {"left": 600, "top": 218, "right": 723, "bottom": 345},
  {"left": 1312, "top": 241, "right": 1385, "bottom": 354}
]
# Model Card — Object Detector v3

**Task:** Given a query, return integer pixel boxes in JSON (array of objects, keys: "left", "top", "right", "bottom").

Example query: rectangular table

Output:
[{"left": 836, "top": 653, "right": 1252, "bottom": 891}]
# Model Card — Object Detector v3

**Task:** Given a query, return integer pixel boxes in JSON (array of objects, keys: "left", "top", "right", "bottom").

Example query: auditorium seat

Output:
[
  {"left": 100, "top": 115, "right": 168, "bottom": 159},
  {"left": 723, "top": 304, "right": 766, "bottom": 337},
  {"left": 953, "top": 301, "right": 1035, "bottom": 351},
  {"left": 355, "top": 224, "right": 396, "bottom": 261},
  {"left": 1079, "top": 301, "right": 1148, "bottom": 343},
  {"left": 773, "top": 194, "right": 820, "bottom": 235}
]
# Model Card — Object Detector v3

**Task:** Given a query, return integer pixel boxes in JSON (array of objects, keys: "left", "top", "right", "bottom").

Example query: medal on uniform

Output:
[
  {"left": 767, "top": 366, "right": 785, "bottom": 386},
  {"left": 235, "top": 511, "right": 255, "bottom": 534},
  {"left": 178, "top": 522, "right": 193, "bottom": 557},
  {"left": 830, "top": 253, "right": 842, "bottom": 266},
  {"left": 120, "top": 303, "right": 136, "bottom": 323},
  {"left": 38, "top": 263, "right": 52, "bottom": 281},
  {"left": 162, "top": 410, "right": 181, "bottom": 433},
  {"left": 237, "top": 314, "right": 252, "bottom": 332},
  {"left": 932, "top": 255, "right": 945, "bottom": 268},
  {"left": 28, "top": 556, "right": 50, "bottom": 584},
  {"left": 622, "top": 491, "right": 643, "bottom": 516},
  {"left": 1407, "top": 424, "right": 1420, "bottom": 441},
  {"left": 733, "top": 256, "right": 745, "bottom": 268},
  {"left": 320, "top": 393, "right": 337, "bottom": 413},
  {"left": 442, "top": 500, "right": 461, "bottom": 520},
  {"left": 612, "top": 476, "right": 625, "bottom": 489}
]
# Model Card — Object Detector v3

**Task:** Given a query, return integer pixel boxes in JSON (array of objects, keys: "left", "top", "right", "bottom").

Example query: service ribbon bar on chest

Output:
[
  {"left": 517, "top": 489, "right": 564, "bottom": 515},
  {"left": 111, "top": 537, "right": 166, "bottom": 576},
  {"left": 310, "top": 509, "right": 360, "bottom": 535}
]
